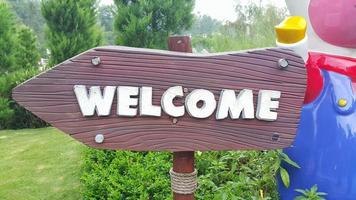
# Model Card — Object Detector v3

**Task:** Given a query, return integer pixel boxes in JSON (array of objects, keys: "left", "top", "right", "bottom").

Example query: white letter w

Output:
[{"left": 74, "top": 85, "right": 116, "bottom": 116}]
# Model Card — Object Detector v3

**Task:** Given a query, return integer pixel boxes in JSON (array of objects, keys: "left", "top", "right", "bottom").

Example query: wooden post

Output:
[
  {"left": 168, "top": 36, "right": 193, "bottom": 53},
  {"left": 168, "top": 36, "right": 195, "bottom": 200},
  {"left": 172, "top": 151, "right": 195, "bottom": 200}
]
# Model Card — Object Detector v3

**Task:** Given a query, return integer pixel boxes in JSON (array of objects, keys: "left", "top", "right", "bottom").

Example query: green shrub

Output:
[
  {"left": 81, "top": 150, "right": 280, "bottom": 200},
  {"left": 0, "top": 97, "right": 14, "bottom": 128},
  {"left": 81, "top": 149, "right": 172, "bottom": 200},
  {"left": 0, "top": 68, "right": 37, "bottom": 98},
  {"left": 0, "top": 68, "right": 47, "bottom": 129}
]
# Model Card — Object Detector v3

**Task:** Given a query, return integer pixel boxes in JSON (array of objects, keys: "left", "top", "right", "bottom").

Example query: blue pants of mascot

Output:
[{"left": 278, "top": 70, "right": 356, "bottom": 199}]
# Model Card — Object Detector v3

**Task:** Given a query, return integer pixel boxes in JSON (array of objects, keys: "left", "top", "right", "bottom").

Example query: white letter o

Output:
[{"left": 185, "top": 89, "right": 216, "bottom": 118}]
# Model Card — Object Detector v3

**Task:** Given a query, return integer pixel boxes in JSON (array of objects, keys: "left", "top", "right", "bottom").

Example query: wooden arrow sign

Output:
[{"left": 12, "top": 46, "right": 306, "bottom": 151}]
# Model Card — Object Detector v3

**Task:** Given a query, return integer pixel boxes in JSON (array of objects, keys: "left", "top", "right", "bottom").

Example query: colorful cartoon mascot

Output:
[{"left": 276, "top": 0, "right": 356, "bottom": 199}]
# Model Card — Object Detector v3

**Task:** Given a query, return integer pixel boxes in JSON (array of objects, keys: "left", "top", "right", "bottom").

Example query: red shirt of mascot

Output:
[{"left": 276, "top": 0, "right": 356, "bottom": 199}]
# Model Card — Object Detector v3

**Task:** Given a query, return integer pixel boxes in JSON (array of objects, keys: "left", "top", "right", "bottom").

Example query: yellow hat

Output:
[{"left": 275, "top": 16, "right": 307, "bottom": 44}]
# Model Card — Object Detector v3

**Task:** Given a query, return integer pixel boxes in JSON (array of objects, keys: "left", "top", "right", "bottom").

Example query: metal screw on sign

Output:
[
  {"left": 278, "top": 58, "right": 289, "bottom": 69},
  {"left": 91, "top": 56, "right": 101, "bottom": 66},
  {"left": 172, "top": 118, "right": 178, "bottom": 124},
  {"left": 95, "top": 134, "right": 104, "bottom": 144},
  {"left": 272, "top": 133, "right": 280, "bottom": 142}
]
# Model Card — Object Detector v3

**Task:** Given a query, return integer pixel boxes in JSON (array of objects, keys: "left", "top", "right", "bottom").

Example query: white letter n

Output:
[{"left": 74, "top": 85, "right": 116, "bottom": 116}]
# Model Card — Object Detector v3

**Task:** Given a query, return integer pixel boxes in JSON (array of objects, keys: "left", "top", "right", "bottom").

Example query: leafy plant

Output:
[
  {"left": 294, "top": 185, "right": 327, "bottom": 200},
  {"left": 196, "top": 150, "right": 280, "bottom": 200},
  {"left": 276, "top": 150, "right": 301, "bottom": 188}
]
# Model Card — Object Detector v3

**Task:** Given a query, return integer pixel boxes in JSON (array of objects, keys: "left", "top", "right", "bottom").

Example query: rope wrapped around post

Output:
[{"left": 169, "top": 168, "right": 198, "bottom": 194}]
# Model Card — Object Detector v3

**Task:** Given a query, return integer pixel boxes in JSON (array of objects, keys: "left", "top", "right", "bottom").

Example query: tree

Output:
[
  {"left": 113, "top": 0, "right": 194, "bottom": 49},
  {"left": 15, "top": 25, "right": 41, "bottom": 69},
  {"left": 234, "top": 2, "right": 287, "bottom": 43},
  {"left": 98, "top": 4, "right": 115, "bottom": 45},
  {"left": 41, "top": 0, "right": 102, "bottom": 66},
  {"left": 187, "top": 15, "right": 222, "bottom": 36},
  {"left": 192, "top": 2, "right": 287, "bottom": 53},
  {"left": 8, "top": 0, "right": 46, "bottom": 56},
  {"left": 0, "top": 0, "right": 17, "bottom": 73}
]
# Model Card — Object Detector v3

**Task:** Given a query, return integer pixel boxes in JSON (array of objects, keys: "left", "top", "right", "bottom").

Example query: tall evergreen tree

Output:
[
  {"left": 0, "top": 0, "right": 17, "bottom": 73},
  {"left": 8, "top": 0, "right": 46, "bottom": 56},
  {"left": 15, "top": 25, "right": 41, "bottom": 69},
  {"left": 41, "top": 0, "right": 102, "bottom": 66},
  {"left": 113, "top": 0, "right": 194, "bottom": 49}
]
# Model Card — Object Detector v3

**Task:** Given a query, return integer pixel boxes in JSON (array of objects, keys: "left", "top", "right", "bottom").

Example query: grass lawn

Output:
[{"left": 0, "top": 127, "right": 86, "bottom": 200}]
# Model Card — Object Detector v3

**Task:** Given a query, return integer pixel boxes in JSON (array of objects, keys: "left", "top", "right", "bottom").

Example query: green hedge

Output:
[
  {"left": 0, "top": 68, "right": 47, "bottom": 129},
  {"left": 81, "top": 150, "right": 172, "bottom": 200},
  {"left": 81, "top": 149, "right": 280, "bottom": 200}
]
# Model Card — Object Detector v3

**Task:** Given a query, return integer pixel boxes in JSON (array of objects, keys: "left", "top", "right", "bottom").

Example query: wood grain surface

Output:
[{"left": 12, "top": 46, "right": 306, "bottom": 151}]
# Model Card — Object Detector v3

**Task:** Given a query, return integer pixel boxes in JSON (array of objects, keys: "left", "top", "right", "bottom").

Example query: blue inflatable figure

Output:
[{"left": 275, "top": 0, "right": 356, "bottom": 199}]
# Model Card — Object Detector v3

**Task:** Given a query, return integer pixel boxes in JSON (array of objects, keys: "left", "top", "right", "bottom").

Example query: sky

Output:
[{"left": 100, "top": 0, "right": 287, "bottom": 22}]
